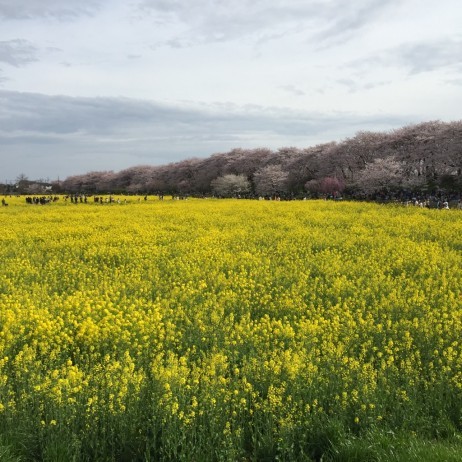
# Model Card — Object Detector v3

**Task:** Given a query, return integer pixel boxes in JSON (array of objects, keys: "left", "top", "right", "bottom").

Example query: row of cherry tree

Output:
[{"left": 60, "top": 120, "right": 461, "bottom": 198}]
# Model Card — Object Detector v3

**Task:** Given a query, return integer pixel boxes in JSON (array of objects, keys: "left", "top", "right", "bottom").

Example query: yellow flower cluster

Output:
[{"left": 0, "top": 197, "right": 461, "bottom": 459}]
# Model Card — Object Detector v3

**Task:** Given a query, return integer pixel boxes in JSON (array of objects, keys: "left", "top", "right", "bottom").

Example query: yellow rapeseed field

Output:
[{"left": 0, "top": 196, "right": 461, "bottom": 461}]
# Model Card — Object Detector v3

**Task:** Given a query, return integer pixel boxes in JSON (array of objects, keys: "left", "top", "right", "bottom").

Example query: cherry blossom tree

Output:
[
  {"left": 211, "top": 174, "right": 251, "bottom": 197},
  {"left": 305, "top": 176, "right": 345, "bottom": 197},
  {"left": 354, "top": 157, "right": 408, "bottom": 195},
  {"left": 253, "top": 165, "right": 289, "bottom": 197},
  {"left": 55, "top": 120, "right": 460, "bottom": 196}
]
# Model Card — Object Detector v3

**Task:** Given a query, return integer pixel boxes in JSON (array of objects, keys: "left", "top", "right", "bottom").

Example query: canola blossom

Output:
[{"left": 0, "top": 197, "right": 461, "bottom": 461}]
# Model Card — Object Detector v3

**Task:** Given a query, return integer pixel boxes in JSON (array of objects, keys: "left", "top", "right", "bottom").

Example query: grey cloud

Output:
[
  {"left": 0, "top": 0, "right": 102, "bottom": 20},
  {"left": 347, "top": 38, "right": 462, "bottom": 76},
  {"left": 363, "top": 80, "right": 391, "bottom": 90},
  {"left": 0, "top": 90, "right": 415, "bottom": 180},
  {"left": 0, "top": 40, "right": 38, "bottom": 66},
  {"left": 140, "top": 0, "right": 391, "bottom": 48},
  {"left": 335, "top": 78, "right": 359, "bottom": 92},
  {"left": 279, "top": 85, "right": 306, "bottom": 96},
  {"left": 0, "top": 90, "right": 418, "bottom": 140},
  {"left": 0, "top": 90, "right": 325, "bottom": 137},
  {"left": 398, "top": 39, "right": 462, "bottom": 74},
  {"left": 0, "top": 69, "right": 8, "bottom": 83},
  {"left": 313, "top": 0, "right": 399, "bottom": 47},
  {"left": 0, "top": 91, "right": 195, "bottom": 135},
  {"left": 334, "top": 77, "right": 391, "bottom": 93},
  {"left": 446, "top": 77, "right": 462, "bottom": 86}
]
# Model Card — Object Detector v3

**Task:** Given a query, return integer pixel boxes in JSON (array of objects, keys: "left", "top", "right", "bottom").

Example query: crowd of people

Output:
[
  {"left": 24, "top": 196, "right": 59, "bottom": 205},
  {"left": 0, "top": 193, "right": 461, "bottom": 209}
]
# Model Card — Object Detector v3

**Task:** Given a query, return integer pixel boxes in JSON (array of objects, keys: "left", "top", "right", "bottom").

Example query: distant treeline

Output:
[{"left": 31, "top": 120, "right": 462, "bottom": 197}]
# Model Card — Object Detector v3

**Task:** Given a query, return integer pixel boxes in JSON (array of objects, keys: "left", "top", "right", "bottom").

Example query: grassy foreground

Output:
[{"left": 0, "top": 197, "right": 461, "bottom": 461}]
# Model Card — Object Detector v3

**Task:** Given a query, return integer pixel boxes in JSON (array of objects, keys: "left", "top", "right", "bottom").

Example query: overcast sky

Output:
[{"left": 1, "top": 0, "right": 461, "bottom": 181}]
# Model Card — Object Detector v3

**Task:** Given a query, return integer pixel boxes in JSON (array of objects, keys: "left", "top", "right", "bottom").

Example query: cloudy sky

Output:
[{"left": 1, "top": 0, "right": 461, "bottom": 181}]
